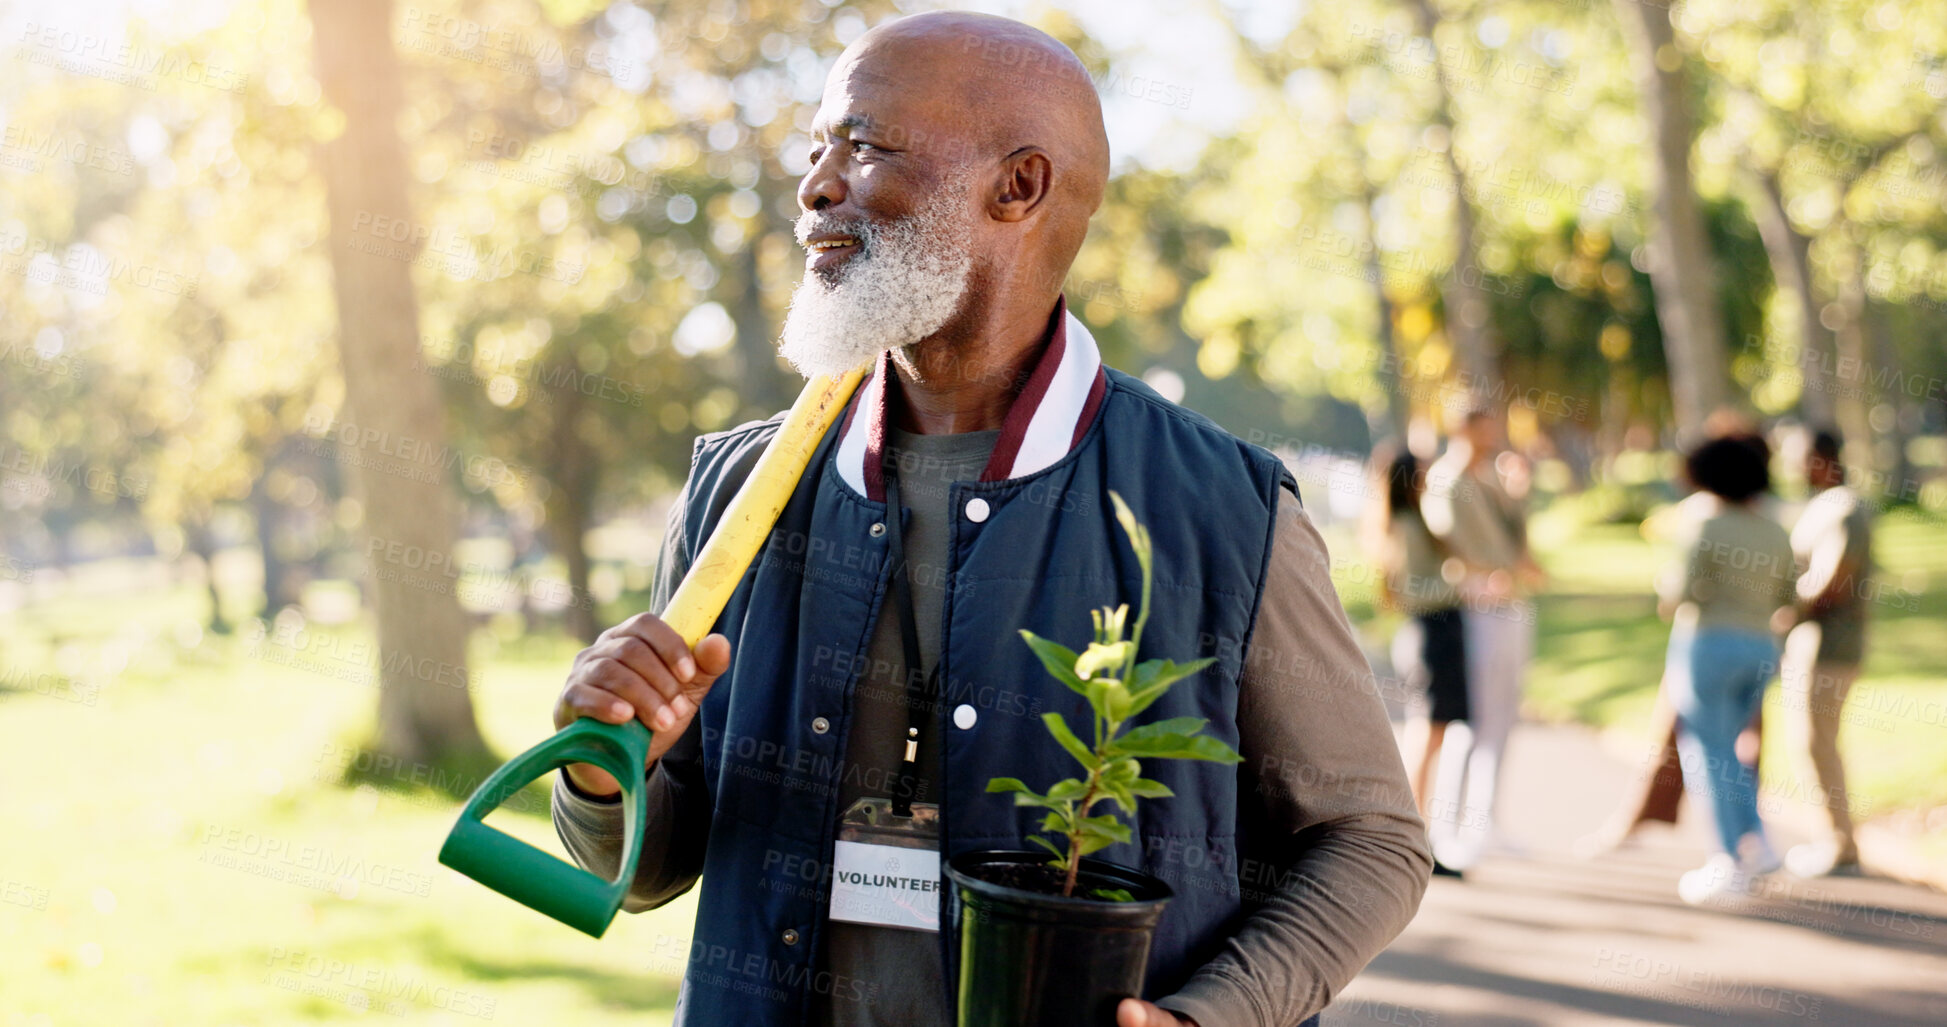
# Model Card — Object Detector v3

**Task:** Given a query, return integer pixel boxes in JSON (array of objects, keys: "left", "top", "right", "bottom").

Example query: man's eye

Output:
[{"left": 806, "top": 139, "right": 880, "bottom": 165}]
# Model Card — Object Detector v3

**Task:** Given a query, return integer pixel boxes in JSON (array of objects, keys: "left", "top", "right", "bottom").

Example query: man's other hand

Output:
[
  {"left": 1117, "top": 997, "right": 1196, "bottom": 1026},
  {"left": 553, "top": 612, "right": 731, "bottom": 797}
]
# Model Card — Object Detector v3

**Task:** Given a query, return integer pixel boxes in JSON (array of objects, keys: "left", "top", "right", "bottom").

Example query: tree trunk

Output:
[
  {"left": 1361, "top": 189, "right": 1411, "bottom": 443},
  {"left": 1407, "top": 0, "right": 1500, "bottom": 400},
  {"left": 310, "top": 0, "right": 491, "bottom": 771},
  {"left": 730, "top": 221, "right": 792, "bottom": 417},
  {"left": 1829, "top": 252, "right": 1876, "bottom": 487},
  {"left": 187, "top": 512, "right": 230, "bottom": 635},
  {"left": 556, "top": 505, "right": 598, "bottom": 643},
  {"left": 544, "top": 379, "right": 601, "bottom": 644},
  {"left": 1613, "top": 0, "right": 1734, "bottom": 442},
  {"left": 251, "top": 442, "right": 300, "bottom": 618},
  {"left": 1865, "top": 294, "right": 1915, "bottom": 505},
  {"left": 1750, "top": 171, "right": 1836, "bottom": 427},
  {"left": 1599, "top": 365, "right": 1632, "bottom": 468}
]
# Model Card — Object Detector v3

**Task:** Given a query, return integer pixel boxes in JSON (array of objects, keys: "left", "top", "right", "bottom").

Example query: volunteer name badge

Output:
[{"left": 829, "top": 798, "right": 941, "bottom": 933}]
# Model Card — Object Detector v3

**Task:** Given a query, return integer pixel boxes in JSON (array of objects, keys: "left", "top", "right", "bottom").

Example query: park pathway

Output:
[{"left": 1325, "top": 723, "right": 1947, "bottom": 1026}]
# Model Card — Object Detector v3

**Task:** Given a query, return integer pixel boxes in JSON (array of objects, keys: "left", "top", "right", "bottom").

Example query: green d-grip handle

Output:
[
  {"left": 439, "top": 717, "right": 651, "bottom": 938},
  {"left": 436, "top": 369, "right": 865, "bottom": 935}
]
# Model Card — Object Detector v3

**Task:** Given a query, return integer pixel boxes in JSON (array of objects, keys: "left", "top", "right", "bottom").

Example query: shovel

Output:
[{"left": 438, "top": 368, "right": 866, "bottom": 937}]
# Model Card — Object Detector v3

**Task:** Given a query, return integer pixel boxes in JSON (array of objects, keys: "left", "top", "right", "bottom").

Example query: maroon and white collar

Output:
[{"left": 834, "top": 296, "right": 1108, "bottom": 502}]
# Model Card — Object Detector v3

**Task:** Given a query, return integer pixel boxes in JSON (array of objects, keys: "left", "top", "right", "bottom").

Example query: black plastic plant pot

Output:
[{"left": 946, "top": 849, "right": 1174, "bottom": 1027}]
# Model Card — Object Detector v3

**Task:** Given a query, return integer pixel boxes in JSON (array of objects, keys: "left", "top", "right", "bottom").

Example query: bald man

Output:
[{"left": 550, "top": 13, "right": 1429, "bottom": 1027}]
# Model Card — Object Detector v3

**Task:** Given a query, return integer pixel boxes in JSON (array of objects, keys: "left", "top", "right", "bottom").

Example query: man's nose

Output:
[{"left": 797, "top": 156, "right": 846, "bottom": 213}]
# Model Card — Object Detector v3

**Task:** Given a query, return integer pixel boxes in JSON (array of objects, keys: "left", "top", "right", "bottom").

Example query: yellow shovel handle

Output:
[{"left": 659, "top": 368, "right": 866, "bottom": 646}]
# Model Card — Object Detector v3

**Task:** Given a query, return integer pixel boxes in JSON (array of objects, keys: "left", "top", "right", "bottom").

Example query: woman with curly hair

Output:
[{"left": 1657, "top": 435, "right": 1798, "bottom": 903}]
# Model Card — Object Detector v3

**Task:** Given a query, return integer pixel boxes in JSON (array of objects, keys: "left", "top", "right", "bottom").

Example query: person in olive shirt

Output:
[
  {"left": 1655, "top": 435, "right": 1797, "bottom": 904},
  {"left": 1420, "top": 408, "right": 1544, "bottom": 869},
  {"left": 1781, "top": 429, "right": 1874, "bottom": 878}
]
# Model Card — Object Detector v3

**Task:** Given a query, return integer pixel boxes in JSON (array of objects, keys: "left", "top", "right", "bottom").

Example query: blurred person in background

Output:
[
  {"left": 1656, "top": 435, "right": 1797, "bottom": 904},
  {"left": 1780, "top": 428, "right": 1874, "bottom": 878},
  {"left": 1579, "top": 413, "right": 1775, "bottom": 856},
  {"left": 1421, "top": 406, "right": 1546, "bottom": 869},
  {"left": 1370, "top": 448, "right": 1472, "bottom": 879}
]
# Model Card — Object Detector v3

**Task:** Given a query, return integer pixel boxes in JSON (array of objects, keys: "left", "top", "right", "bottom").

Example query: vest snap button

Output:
[
  {"left": 811, "top": 716, "right": 830, "bottom": 735},
  {"left": 965, "top": 498, "right": 990, "bottom": 523},
  {"left": 869, "top": 522, "right": 886, "bottom": 537},
  {"left": 782, "top": 928, "right": 800, "bottom": 946},
  {"left": 953, "top": 704, "right": 977, "bottom": 730}
]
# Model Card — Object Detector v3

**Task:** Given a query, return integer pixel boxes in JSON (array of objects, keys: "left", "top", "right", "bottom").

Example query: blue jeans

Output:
[{"left": 1666, "top": 624, "right": 1779, "bottom": 856}]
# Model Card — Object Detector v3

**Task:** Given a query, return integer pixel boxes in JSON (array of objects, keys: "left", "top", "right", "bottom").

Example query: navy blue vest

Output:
[{"left": 665, "top": 367, "right": 1297, "bottom": 1025}]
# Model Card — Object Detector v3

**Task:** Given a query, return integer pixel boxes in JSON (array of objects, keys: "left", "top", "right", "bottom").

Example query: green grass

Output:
[{"left": 0, "top": 583, "right": 696, "bottom": 1024}]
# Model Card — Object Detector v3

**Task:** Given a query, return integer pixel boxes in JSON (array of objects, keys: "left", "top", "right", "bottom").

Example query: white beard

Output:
[{"left": 778, "top": 176, "right": 976, "bottom": 379}]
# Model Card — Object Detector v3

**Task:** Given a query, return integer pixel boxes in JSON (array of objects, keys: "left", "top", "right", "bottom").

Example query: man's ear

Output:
[{"left": 989, "top": 146, "right": 1053, "bottom": 223}]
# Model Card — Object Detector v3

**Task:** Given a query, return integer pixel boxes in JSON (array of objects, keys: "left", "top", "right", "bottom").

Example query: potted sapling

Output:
[{"left": 944, "top": 493, "right": 1243, "bottom": 1027}]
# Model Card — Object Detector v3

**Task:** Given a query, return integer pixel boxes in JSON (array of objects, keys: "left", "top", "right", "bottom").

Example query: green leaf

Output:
[
  {"left": 1085, "top": 677, "right": 1113, "bottom": 720},
  {"left": 1116, "top": 716, "right": 1210, "bottom": 745},
  {"left": 1045, "top": 778, "right": 1088, "bottom": 802},
  {"left": 1122, "top": 659, "right": 1217, "bottom": 720},
  {"left": 1090, "top": 887, "right": 1136, "bottom": 902},
  {"left": 988, "top": 777, "right": 1056, "bottom": 808},
  {"left": 1103, "top": 680, "right": 1134, "bottom": 722},
  {"left": 1109, "top": 732, "right": 1244, "bottom": 763},
  {"left": 1027, "top": 833, "right": 1068, "bottom": 868},
  {"left": 1130, "top": 778, "right": 1175, "bottom": 799},
  {"left": 1095, "top": 759, "right": 1138, "bottom": 812},
  {"left": 1040, "top": 811, "right": 1070, "bottom": 834},
  {"left": 1100, "top": 757, "right": 1140, "bottom": 786},
  {"left": 1078, "top": 814, "right": 1133, "bottom": 846},
  {"left": 1176, "top": 736, "right": 1245, "bottom": 764},
  {"left": 1042, "top": 712, "right": 1100, "bottom": 771},
  {"left": 1074, "top": 814, "right": 1132, "bottom": 857},
  {"left": 1129, "top": 657, "right": 1217, "bottom": 694},
  {"left": 1076, "top": 833, "right": 1118, "bottom": 857},
  {"left": 1109, "top": 491, "right": 1152, "bottom": 573},
  {"left": 1020, "top": 631, "right": 1091, "bottom": 697},
  {"left": 1118, "top": 684, "right": 1168, "bottom": 721}
]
